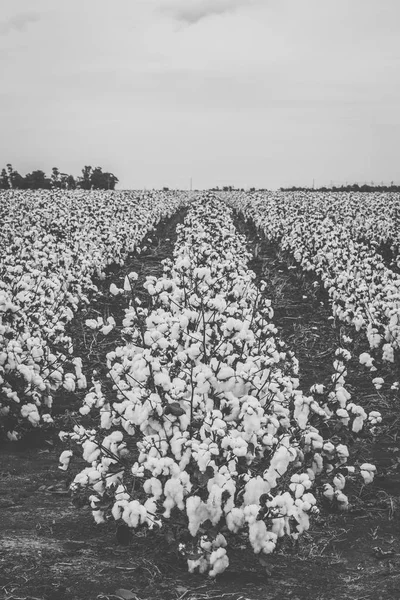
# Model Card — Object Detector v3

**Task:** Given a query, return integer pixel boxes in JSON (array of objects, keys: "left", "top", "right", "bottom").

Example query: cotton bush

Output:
[
  {"left": 0, "top": 189, "right": 190, "bottom": 438},
  {"left": 223, "top": 191, "right": 400, "bottom": 365}
]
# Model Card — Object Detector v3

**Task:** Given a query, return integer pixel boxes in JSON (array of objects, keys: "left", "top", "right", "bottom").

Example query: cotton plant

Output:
[
  {"left": 61, "top": 196, "right": 380, "bottom": 577},
  {"left": 0, "top": 189, "right": 192, "bottom": 438},
  {"left": 223, "top": 191, "right": 400, "bottom": 367}
]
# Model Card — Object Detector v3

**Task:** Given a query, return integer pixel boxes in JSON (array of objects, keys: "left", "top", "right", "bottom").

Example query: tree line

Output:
[
  {"left": 0, "top": 164, "right": 119, "bottom": 190},
  {"left": 280, "top": 183, "right": 400, "bottom": 193}
]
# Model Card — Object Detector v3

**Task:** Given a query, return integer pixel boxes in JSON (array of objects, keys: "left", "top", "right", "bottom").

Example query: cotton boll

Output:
[
  {"left": 110, "top": 283, "right": 122, "bottom": 296},
  {"left": 92, "top": 510, "right": 106, "bottom": 524},
  {"left": 361, "top": 470, "right": 374, "bottom": 484},
  {"left": 368, "top": 410, "right": 382, "bottom": 425},
  {"left": 59, "top": 449, "right": 73, "bottom": 470},
  {"left": 335, "top": 491, "right": 349, "bottom": 511},
  {"left": 209, "top": 547, "right": 229, "bottom": 577},
  {"left": 372, "top": 377, "right": 384, "bottom": 390},
  {"left": 86, "top": 319, "right": 100, "bottom": 330},
  {"left": 322, "top": 483, "right": 334, "bottom": 501},
  {"left": 359, "top": 352, "right": 374, "bottom": 368},
  {"left": 186, "top": 496, "right": 208, "bottom": 536},
  {"left": 333, "top": 474, "right": 346, "bottom": 491}
]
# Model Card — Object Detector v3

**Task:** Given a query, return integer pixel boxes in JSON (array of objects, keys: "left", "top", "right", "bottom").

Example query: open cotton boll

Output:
[
  {"left": 109, "top": 283, "right": 123, "bottom": 296},
  {"left": 333, "top": 474, "right": 346, "bottom": 491},
  {"left": 186, "top": 496, "right": 209, "bottom": 536},
  {"left": 20, "top": 403, "right": 40, "bottom": 425},
  {"left": 368, "top": 410, "right": 382, "bottom": 425},
  {"left": 101, "top": 324, "right": 114, "bottom": 335},
  {"left": 226, "top": 507, "right": 245, "bottom": 533},
  {"left": 372, "top": 377, "right": 384, "bottom": 390},
  {"left": 323, "top": 483, "right": 335, "bottom": 500},
  {"left": 209, "top": 547, "right": 229, "bottom": 577},
  {"left": 59, "top": 449, "right": 73, "bottom": 470},
  {"left": 85, "top": 319, "right": 101, "bottom": 330},
  {"left": 359, "top": 352, "right": 374, "bottom": 368}
]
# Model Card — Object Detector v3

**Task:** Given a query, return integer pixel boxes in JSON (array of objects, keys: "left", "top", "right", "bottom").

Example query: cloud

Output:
[
  {"left": 160, "top": 0, "right": 251, "bottom": 24},
  {"left": 0, "top": 12, "right": 40, "bottom": 35}
]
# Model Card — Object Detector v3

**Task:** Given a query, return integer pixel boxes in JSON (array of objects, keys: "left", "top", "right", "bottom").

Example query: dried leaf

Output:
[
  {"left": 115, "top": 588, "right": 137, "bottom": 600},
  {"left": 167, "top": 402, "right": 185, "bottom": 417}
]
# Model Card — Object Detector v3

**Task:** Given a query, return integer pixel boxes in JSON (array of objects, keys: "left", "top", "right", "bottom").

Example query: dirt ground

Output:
[
  {"left": 1, "top": 443, "right": 400, "bottom": 600},
  {"left": 1, "top": 210, "right": 400, "bottom": 600}
]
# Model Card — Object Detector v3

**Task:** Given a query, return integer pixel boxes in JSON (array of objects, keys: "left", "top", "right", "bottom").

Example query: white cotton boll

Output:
[
  {"left": 382, "top": 343, "right": 394, "bottom": 363},
  {"left": 271, "top": 517, "right": 285, "bottom": 538},
  {"left": 372, "top": 377, "right": 384, "bottom": 390},
  {"left": 187, "top": 343, "right": 202, "bottom": 360},
  {"left": 368, "top": 411, "right": 382, "bottom": 425},
  {"left": 359, "top": 352, "right": 374, "bottom": 368},
  {"left": 209, "top": 547, "right": 229, "bottom": 577},
  {"left": 217, "top": 366, "right": 235, "bottom": 381},
  {"left": 77, "top": 375, "right": 87, "bottom": 389},
  {"left": 310, "top": 384, "right": 325, "bottom": 394},
  {"left": 367, "top": 329, "right": 382, "bottom": 349},
  {"left": 323, "top": 483, "right": 334, "bottom": 500},
  {"left": 59, "top": 450, "right": 73, "bottom": 470},
  {"left": 112, "top": 500, "right": 128, "bottom": 521},
  {"left": 333, "top": 474, "right": 346, "bottom": 491},
  {"left": 360, "top": 462, "right": 376, "bottom": 472},
  {"left": 243, "top": 504, "right": 259, "bottom": 525},
  {"left": 335, "top": 387, "right": 350, "bottom": 407},
  {"left": 83, "top": 440, "right": 100, "bottom": 463},
  {"left": 101, "top": 324, "right": 114, "bottom": 335},
  {"left": 352, "top": 416, "right": 364, "bottom": 433},
  {"left": 248, "top": 520, "right": 270, "bottom": 553},
  {"left": 143, "top": 477, "right": 163, "bottom": 500},
  {"left": 20, "top": 403, "right": 40, "bottom": 425},
  {"left": 63, "top": 376, "right": 76, "bottom": 393},
  {"left": 109, "top": 283, "right": 122, "bottom": 296},
  {"left": 336, "top": 408, "right": 349, "bottom": 425},
  {"left": 100, "top": 410, "right": 113, "bottom": 429},
  {"left": 243, "top": 476, "right": 270, "bottom": 506},
  {"left": 335, "top": 443, "right": 347, "bottom": 458},
  {"left": 92, "top": 510, "right": 106, "bottom": 524},
  {"left": 335, "top": 491, "right": 349, "bottom": 510},
  {"left": 131, "top": 462, "right": 144, "bottom": 477},
  {"left": 361, "top": 470, "right": 374, "bottom": 484},
  {"left": 85, "top": 319, "right": 100, "bottom": 330},
  {"left": 186, "top": 496, "right": 208, "bottom": 536},
  {"left": 226, "top": 508, "right": 245, "bottom": 533}
]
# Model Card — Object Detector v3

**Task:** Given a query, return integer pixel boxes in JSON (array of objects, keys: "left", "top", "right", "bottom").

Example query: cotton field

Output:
[{"left": 1, "top": 189, "right": 400, "bottom": 595}]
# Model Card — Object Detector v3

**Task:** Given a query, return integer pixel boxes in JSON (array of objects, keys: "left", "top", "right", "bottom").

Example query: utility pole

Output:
[{"left": 190, "top": 177, "right": 192, "bottom": 192}]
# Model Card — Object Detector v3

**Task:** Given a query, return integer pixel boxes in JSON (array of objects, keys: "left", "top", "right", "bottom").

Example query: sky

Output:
[{"left": 1, "top": 0, "right": 400, "bottom": 190}]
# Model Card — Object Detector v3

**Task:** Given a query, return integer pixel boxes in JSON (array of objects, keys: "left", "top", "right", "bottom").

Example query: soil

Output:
[{"left": 1, "top": 206, "right": 400, "bottom": 600}]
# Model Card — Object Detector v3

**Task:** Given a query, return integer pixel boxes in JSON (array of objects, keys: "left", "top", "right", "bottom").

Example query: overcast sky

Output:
[{"left": 1, "top": 0, "right": 399, "bottom": 189}]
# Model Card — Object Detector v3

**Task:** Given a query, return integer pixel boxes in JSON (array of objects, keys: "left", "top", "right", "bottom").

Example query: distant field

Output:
[{"left": 1, "top": 190, "right": 400, "bottom": 600}]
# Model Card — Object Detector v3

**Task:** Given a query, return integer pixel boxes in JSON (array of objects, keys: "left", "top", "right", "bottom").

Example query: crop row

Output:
[
  {"left": 224, "top": 192, "right": 400, "bottom": 369},
  {"left": 61, "top": 196, "right": 379, "bottom": 576},
  {"left": 0, "top": 190, "right": 190, "bottom": 437}
]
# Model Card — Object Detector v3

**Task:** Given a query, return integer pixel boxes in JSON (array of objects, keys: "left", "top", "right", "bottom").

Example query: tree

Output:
[
  {"left": 51, "top": 167, "right": 61, "bottom": 188},
  {"left": 90, "top": 167, "right": 118, "bottom": 190},
  {"left": 77, "top": 165, "right": 93, "bottom": 190},
  {"left": 0, "top": 169, "right": 9, "bottom": 189},
  {"left": 66, "top": 174, "right": 76, "bottom": 190},
  {"left": 24, "top": 170, "right": 51, "bottom": 190},
  {"left": 6, "top": 164, "right": 24, "bottom": 189}
]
